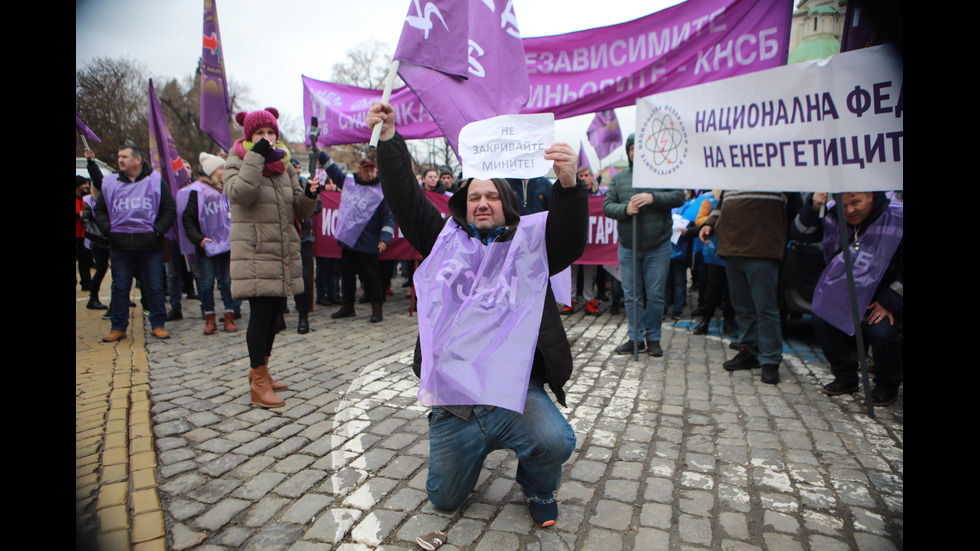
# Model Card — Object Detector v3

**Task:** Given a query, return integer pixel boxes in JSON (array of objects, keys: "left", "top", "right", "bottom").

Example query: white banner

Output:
[{"left": 632, "top": 44, "right": 903, "bottom": 192}]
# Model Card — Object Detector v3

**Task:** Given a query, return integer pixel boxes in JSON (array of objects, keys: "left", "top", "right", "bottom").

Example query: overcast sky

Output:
[{"left": 76, "top": 0, "right": 684, "bottom": 168}]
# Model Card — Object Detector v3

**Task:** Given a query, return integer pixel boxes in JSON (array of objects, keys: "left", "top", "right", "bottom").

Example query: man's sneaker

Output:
[
  {"left": 416, "top": 530, "right": 448, "bottom": 550},
  {"left": 165, "top": 309, "right": 183, "bottom": 322},
  {"left": 870, "top": 385, "right": 898, "bottom": 406},
  {"left": 647, "top": 340, "right": 663, "bottom": 357},
  {"left": 561, "top": 302, "right": 575, "bottom": 315},
  {"left": 822, "top": 378, "right": 859, "bottom": 395},
  {"left": 723, "top": 348, "right": 759, "bottom": 371},
  {"left": 614, "top": 339, "right": 645, "bottom": 355},
  {"left": 528, "top": 498, "right": 558, "bottom": 527},
  {"left": 584, "top": 299, "right": 601, "bottom": 316}
]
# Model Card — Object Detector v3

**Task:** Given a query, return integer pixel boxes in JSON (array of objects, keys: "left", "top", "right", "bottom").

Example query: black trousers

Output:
[
  {"left": 294, "top": 242, "right": 314, "bottom": 316},
  {"left": 246, "top": 296, "right": 287, "bottom": 368},
  {"left": 341, "top": 249, "right": 382, "bottom": 305},
  {"left": 90, "top": 245, "right": 110, "bottom": 301}
]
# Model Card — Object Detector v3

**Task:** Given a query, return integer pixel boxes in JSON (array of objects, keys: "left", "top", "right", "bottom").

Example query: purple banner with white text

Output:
[{"left": 303, "top": 0, "right": 791, "bottom": 146}]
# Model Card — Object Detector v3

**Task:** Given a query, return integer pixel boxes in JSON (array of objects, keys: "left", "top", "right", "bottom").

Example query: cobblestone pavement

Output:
[{"left": 77, "top": 282, "right": 903, "bottom": 550}]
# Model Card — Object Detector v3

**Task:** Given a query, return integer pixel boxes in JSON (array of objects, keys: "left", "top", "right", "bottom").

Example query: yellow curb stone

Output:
[
  {"left": 96, "top": 529, "right": 130, "bottom": 551},
  {"left": 131, "top": 436, "right": 154, "bottom": 454},
  {"left": 132, "top": 488, "right": 161, "bottom": 515},
  {"left": 102, "top": 464, "right": 128, "bottom": 484},
  {"left": 97, "top": 482, "right": 128, "bottom": 509},
  {"left": 76, "top": 474, "right": 98, "bottom": 491},
  {"left": 98, "top": 504, "right": 129, "bottom": 532},
  {"left": 102, "top": 447, "right": 128, "bottom": 467},
  {"left": 132, "top": 468, "right": 157, "bottom": 490},
  {"left": 132, "top": 510, "right": 165, "bottom": 542},
  {"left": 104, "top": 431, "right": 127, "bottom": 450},
  {"left": 130, "top": 450, "right": 157, "bottom": 470},
  {"left": 134, "top": 538, "right": 166, "bottom": 551},
  {"left": 131, "top": 423, "right": 152, "bottom": 439}
]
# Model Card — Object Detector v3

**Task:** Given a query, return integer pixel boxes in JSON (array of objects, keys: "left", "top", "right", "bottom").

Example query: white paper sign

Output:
[{"left": 459, "top": 113, "right": 555, "bottom": 180}]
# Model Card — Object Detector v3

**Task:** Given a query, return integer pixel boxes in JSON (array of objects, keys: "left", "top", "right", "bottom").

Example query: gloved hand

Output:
[{"left": 252, "top": 138, "right": 273, "bottom": 157}]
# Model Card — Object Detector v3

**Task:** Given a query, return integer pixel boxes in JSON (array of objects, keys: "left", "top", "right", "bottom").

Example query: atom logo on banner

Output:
[{"left": 637, "top": 105, "right": 688, "bottom": 176}]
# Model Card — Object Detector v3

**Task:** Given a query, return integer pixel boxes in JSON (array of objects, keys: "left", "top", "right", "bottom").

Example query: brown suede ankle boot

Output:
[{"left": 249, "top": 365, "right": 285, "bottom": 408}]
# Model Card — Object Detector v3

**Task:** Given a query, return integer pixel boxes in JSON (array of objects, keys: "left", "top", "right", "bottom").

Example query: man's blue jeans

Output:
[
  {"left": 724, "top": 256, "right": 782, "bottom": 365},
  {"left": 110, "top": 248, "right": 166, "bottom": 331},
  {"left": 166, "top": 239, "right": 184, "bottom": 313},
  {"left": 618, "top": 240, "right": 671, "bottom": 343},
  {"left": 197, "top": 252, "right": 239, "bottom": 314},
  {"left": 426, "top": 380, "right": 575, "bottom": 510}
]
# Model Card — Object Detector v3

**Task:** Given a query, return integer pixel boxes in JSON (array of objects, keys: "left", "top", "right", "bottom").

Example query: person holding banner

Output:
[
  {"left": 368, "top": 101, "right": 588, "bottom": 528},
  {"left": 603, "top": 133, "right": 686, "bottom": 357},
  {"left": 223, "top": 108, "right": 319, "bottom": 408},
  {"left": 793, "top": 191, "right": 903, "bottom": 406}
]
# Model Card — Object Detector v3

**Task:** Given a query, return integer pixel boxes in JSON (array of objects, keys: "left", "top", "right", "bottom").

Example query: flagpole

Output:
[
  {"left": 833, "top": 193, "right": 875, "bottom": 418},
  {"left": 370, "top": 61, "right": 400, "bottom": 148}
]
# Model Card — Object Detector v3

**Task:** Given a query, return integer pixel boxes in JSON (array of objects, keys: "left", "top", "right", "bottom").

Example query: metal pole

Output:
[
  {"left": 833, "top": 193, "right": 875, "bottom": 418},
  {"left": 632, "top": 215, "right": 639, "bottom": 361}
]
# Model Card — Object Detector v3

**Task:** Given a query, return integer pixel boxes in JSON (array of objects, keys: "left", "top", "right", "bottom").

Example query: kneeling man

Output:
[{"left": 369, "top": 102, "right": 588, "bottom": 527}]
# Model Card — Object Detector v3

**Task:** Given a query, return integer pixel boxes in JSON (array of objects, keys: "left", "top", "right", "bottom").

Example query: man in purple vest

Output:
[
  {"left": 95, "top": 144, "right": 177, "bottom": 342},
  {"left": 369, "top": 101, "right": 588, "bottom": 528},
  {"left": 792, "top": 191, "right": 903, "bottom": 406}
]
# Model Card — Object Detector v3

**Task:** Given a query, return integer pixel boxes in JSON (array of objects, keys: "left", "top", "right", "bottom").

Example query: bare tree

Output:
[
  {"left": 77, "top": 56, "right": 251, "bottom": 173},
  {"left": 325, "top": 40, "right": 426, "bottom": 171},
  {"left": 76, "top": 57, "right": 150, "bottom": 161},
  {"left": 330, "top": 39, "right": 402, "bottom": 90}
]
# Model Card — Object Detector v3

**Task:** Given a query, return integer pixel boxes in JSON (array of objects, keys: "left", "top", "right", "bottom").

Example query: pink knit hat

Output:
[{"left": 235, "top": 107, "right": 280, "bottom": 141}]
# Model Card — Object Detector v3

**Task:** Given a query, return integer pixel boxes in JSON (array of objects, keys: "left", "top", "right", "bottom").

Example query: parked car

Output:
[{"left": 76, "top": 157, "right": 114, "bottom": 180}]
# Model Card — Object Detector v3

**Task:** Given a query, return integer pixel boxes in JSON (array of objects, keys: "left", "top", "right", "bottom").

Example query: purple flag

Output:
[
  {"left": 393, "top": 0, "right": 469, "bottom": 78},
  {"left": 200, "top": 0, "right": 232, "bottom": 151},
  {"left": 148, "top": 79, "right": 191, "bottom": 211},
  {"left": 75, "top": 109, "right": 101, "bottom": 143},
  {"left": 587, "top": 110, "right": 621, "bottom": 160},
  {"left": 577, "top": 141, "right": 590, "bottom": 171},
  {"left": 394, "top": 0, "right": 530, "bottom": 158}
]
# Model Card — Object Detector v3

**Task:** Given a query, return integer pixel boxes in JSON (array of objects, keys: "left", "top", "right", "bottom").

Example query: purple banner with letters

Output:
[{"left": 304, "top": 0, "right": 790, "bottom": 146}]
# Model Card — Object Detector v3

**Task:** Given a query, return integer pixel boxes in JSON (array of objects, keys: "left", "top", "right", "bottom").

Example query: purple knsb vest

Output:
[
  {"left": 811, "top": 202, "right": 903, "bottom": 336},
  {"left": 197, "top": 184, "right": 232, "bottom": 257},
  {"left": 82, "top": 194, "right": 96, "bottom": 249},
  {"left": 176, "top": 181, "right": 206, "bottom": 256},
  {"left": 101, "top": 172, "right": 162, "bottom": 234},
  {"left": 414, "top": 212, "right": 550, "bottom": 414},
  {"left": 335, "top": 174, "right": 384, "bottom": 248}
]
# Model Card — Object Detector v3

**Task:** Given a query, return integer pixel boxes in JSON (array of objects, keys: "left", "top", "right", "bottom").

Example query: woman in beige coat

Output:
[{"left": 224, "top": 107, "right": 319, "bottom": 407}]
